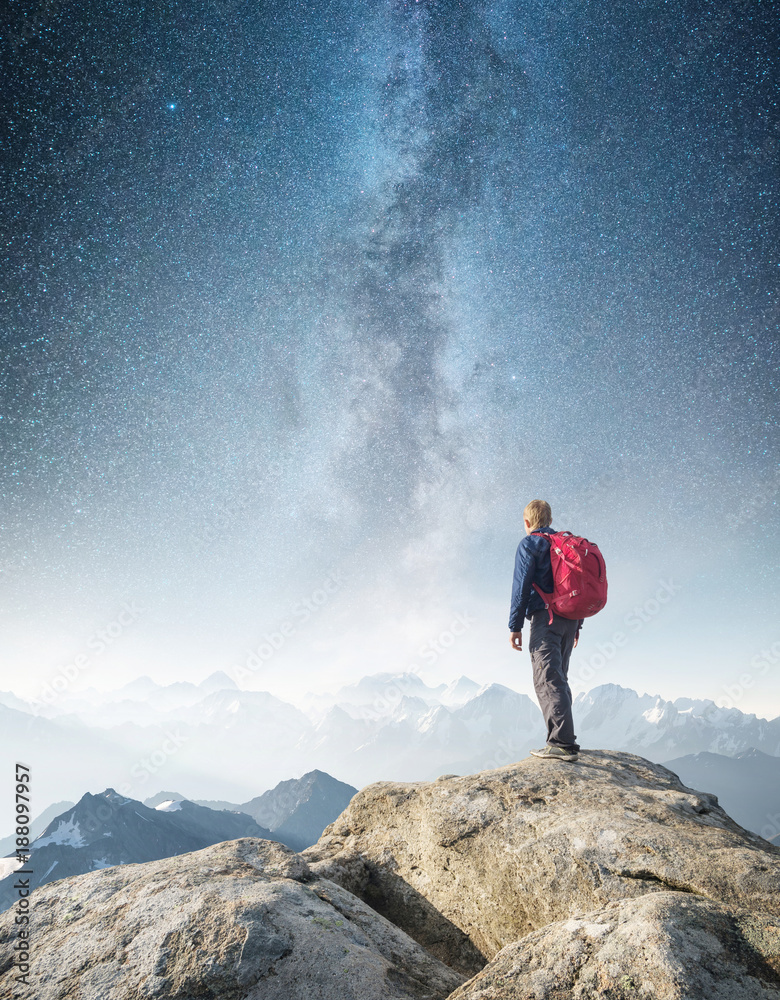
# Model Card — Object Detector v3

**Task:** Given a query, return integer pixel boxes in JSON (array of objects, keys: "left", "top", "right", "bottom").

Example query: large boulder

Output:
[
  {"left": 448, "top": 892, "right": 780, "bottom": 999},
  {"left": 0, "top": 838, "right": 464, "bottom": 1000},
  {"left": 4, "top": 752, "right": 779, "bottom": 999},
  {"left": 304, "top": 750, "right": 780, "bottom": 972}
]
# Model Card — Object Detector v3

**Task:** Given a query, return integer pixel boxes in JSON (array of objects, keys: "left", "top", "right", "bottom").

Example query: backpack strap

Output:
[
  {"left": 530, "top": 531, "right": 554, "bottom": 622},
  {"left": 532, "top": 582, "right": 555, "bottom": 625}
]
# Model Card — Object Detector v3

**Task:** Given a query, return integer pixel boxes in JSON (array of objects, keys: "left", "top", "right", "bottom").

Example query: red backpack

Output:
[{"left": 532, "top": 531, "right": 608, "bottom": 624}]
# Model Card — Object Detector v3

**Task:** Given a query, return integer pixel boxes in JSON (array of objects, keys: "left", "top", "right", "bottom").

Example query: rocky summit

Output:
[
  {"left": 1, "top": 750, "right": 779, "bottom": 998},
  {"left": 0, "top": 838, "right": 463, "bottom": 1000},
  {"left": 304, "top": 750, "right": 780, "bottom": 993}
]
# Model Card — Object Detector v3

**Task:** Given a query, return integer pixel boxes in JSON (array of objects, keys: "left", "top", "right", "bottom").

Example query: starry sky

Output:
[{"left": 2, "top": 0, "right": 778, "bottom": 716}]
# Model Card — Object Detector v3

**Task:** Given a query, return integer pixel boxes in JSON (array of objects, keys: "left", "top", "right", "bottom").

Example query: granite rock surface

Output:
[
  {"left": 0, "top": 838, "right": 464, "bottom": 999},
  {"left": 447, "top": 892, "right": 780, "bottom": 1000},
  {"left": 305, "top": 750, "right": 780, "bottom": 972},
  {"left": 4, "top": 751, "right": 780, "bottom": 999}
]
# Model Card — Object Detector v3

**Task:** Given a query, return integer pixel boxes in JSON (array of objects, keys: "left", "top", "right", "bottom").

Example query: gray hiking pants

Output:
[{"left": 528, "top": 610, "right": 580, "bottom": 751}]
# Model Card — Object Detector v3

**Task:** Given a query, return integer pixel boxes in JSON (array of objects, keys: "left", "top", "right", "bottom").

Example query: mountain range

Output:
[
  {"left": 1, "top": 673, "right": 777, "bottom": 837},
  {"left": 145, "top": 769, "right": 358, "bottom": 852},
  {"left": 0, "top": 789, "right": 271, "bottom": 913}
]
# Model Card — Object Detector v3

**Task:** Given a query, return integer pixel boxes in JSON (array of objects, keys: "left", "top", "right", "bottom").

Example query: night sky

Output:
[{"left": 2, "top": 0, "right": 778, "bottom": 715}]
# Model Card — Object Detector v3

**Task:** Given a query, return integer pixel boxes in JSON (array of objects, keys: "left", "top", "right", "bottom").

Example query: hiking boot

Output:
[{"left": 530, "top": 745, "right": 579, "bottom": 762}]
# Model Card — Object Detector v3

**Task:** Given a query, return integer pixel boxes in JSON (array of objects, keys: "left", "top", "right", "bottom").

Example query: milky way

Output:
[{"left": 1, "top": 0, "right": 778, "bottom": 710}]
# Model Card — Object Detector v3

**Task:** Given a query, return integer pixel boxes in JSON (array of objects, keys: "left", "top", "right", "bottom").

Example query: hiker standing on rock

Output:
[{"left": 509, "top": 500, "right": 608, "bottom": 763}]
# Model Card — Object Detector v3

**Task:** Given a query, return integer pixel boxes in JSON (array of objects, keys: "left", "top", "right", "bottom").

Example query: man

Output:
[{"left": 509, "top": 499, "right": 582, "bottom": 762}]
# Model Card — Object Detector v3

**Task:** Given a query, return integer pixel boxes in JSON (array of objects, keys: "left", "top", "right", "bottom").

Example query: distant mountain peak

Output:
[
  {"left": 473, "top": 682, "right": 523, "bottom": 700},
  {"left": 440, "top": 676, "right": 480, "bottom": 706},
  {"left": 143, "top": 791, "right": 187, "bottom": 808},
  {"left": 100, "top": 788, "right": 132, "bottom": 805},
  {"left": 582, "top": 683, "right": 645, "bottom": 701},
  {"left": 199, "top": 671, "right": 238, "bottom": 693},
  {"left": 333, "top": 672, "right": 446, "bottom": 707},
  {"left": 239, "top": 770, "right": 357, "bottom": 851}
]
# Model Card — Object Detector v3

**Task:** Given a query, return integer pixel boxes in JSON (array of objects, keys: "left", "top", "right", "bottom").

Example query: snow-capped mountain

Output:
[
  {"left": 575, "top": 685, "right": 780, "bottom": 759},
  {"left": 0, "top": 789, "right": 273, "bottom": 913},
  {"left": 0, "top": 800, "right": 75, "bottom": 860},
  {"left": 439, "top": 675, "right": 482, "bottom": 707},
  {"left": 1, "top": 674, "right": 778, "bottom": 830},
  {"left": 301, "top": 671, "right": 450, "bottom": 723}
]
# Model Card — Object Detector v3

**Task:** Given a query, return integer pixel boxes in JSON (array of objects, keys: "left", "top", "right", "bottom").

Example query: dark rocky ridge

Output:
[
  {"left": 236, "top": 769, "right": 358, "bottom": 851},
  {"left": 0, "top": 788, "right": 273, "bottom": 913},
  {"left": 151, "top": 769, "right": 359, "bottom": 851}
]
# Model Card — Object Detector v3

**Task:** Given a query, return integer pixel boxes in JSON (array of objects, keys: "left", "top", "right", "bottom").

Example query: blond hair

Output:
[{"left": 523, "top": 499, "right": 552, "bottom": 530}]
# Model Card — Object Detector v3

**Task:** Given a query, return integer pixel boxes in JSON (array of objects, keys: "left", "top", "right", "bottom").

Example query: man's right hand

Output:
[{"left": 510, "top": 631, "right": 523, "bottom": 651}]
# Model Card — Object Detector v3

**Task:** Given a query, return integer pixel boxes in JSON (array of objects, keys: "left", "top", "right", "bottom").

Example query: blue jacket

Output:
[{"left": 508, "top": 527, "right": 584, "bottom": 632}]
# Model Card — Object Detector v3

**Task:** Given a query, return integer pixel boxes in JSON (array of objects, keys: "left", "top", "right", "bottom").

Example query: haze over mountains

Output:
[
  {"left": 664, "top": 748, "right": 780, "bottom": 842},
  {"left": 1, "top": 672, "right": 778, "bottom": 835}
]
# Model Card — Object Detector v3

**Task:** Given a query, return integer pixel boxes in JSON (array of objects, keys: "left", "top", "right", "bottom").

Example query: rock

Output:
[
  {"left": 0, "top": 838, "right": 464, "bottom": 1000},
  {"left": 6, "top": 751, "right": 779, "bottom": 998},
  {"left": 304, "top": 750, "right": 780, "bottom": 973},
  {"left": 447, "top": 892, "right": 780, "bottom": 999}
]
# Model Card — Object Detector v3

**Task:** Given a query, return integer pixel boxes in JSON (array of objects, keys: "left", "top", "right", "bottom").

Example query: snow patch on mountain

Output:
[
  {"left": 0, "top": 859, "right": 22, "bottom": 880},
  {"left": 439, "top": 676, "right": 482, "bottom": 707},
  {"left": 576, "top": 684, "right": 780, "bottom": 759},
  {"left": 36, "top": 817, "right": 86, "bottom": 848}
]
